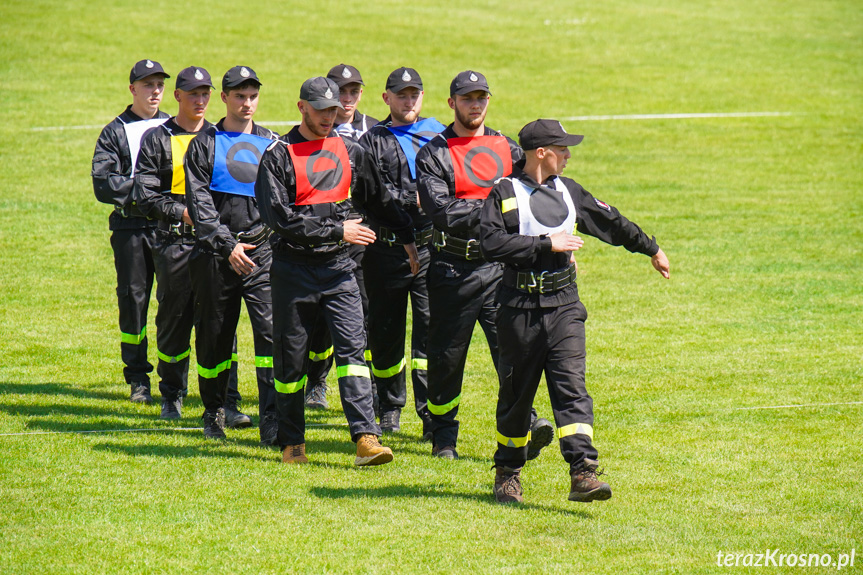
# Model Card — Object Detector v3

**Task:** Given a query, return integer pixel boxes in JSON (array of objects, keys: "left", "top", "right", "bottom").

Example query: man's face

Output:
[
  {"left": 221, "top": 86, "right": 259, "bottom": 123},
  {"left": 299, "top": 101, "right": 339, "bottom": 139},
  {"left": 175, "top": 87, "right": 211, "bottom": 122},
  {"left": 337, "top": 82, "right": 363, "bottom": 122},
  {"left": 539, "top": 145, "right": 571, "bottom": 176},
  {"left": 448, "top": 91, "right": 490, "bottom": 131},
  {"left": 383, "top": 87, "right": 423, "bottom": 125},
  {"left": 130, "top": 74, "right": 166, "bottom": 115}
]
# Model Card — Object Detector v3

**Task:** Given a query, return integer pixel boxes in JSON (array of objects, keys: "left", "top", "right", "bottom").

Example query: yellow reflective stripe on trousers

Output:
[
  {"left": 275, "top": 374, "right": 307, "bottom": 394},
  {"left": 120, "top": 326, "right": 147, "bottom": 345},
  {"left": 232, "top": 353, "right": 239, "bottom": 362},
  {"left": 411, "top": 357, "right": 428, "bottom": 371},
  {"left": 501, "top": 197, "right": 517, "bottom": 214},
  {"left": 158, "top": 347, "right": 191, "bottom": 364},
  {"left": 497, "top": 430, "right": 531, "bottom": 448},
  {"left": 427, "top": 394, "right": 461, "bottom": 416},
  {"left": 336, "top": 364, "right": 370, "bottom": 379},
  {"left": 372, "top": 357, "right": 406, "bottom": 379},
  {"left": 558, "top": 422, "right": 594, "bottom": 441},
  {"left": 364, "top": 349, "right": 373, "bottom": 362},
  {"left": 255, "top": 356, "right": 273, "bottom": 368},
  {"left": 197, "top": 359, "right": 232, "bottom": 379},
  {"left": 309, "top": 346, "right": 333, "bottom": 362}
]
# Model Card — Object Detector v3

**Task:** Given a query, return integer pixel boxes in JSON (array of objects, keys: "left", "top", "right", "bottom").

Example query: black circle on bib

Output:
[
  {"left": 463, "top": 146, "right": 504, "bottom": 188},
  {"left": 529, "top": 187, "right": 568, "bottom": 228},
  {"left": 226, "top": 142, "right": 263, "bottom": 184},
  {"left": 306, "top": 149, "right": 344, "bottom": 191}
]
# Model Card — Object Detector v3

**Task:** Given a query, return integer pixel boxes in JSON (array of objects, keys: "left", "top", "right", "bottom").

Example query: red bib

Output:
[
  {"left": 448, "top": 135, "right": 513, "bottom": 199},
  {"left": 287, "top": 137, "right": 351, "bottom": 205}
]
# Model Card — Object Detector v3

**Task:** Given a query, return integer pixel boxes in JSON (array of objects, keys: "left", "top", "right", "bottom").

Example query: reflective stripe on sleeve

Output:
[{"left": 501, "top": 197, "right": 517, "bottom": 214}]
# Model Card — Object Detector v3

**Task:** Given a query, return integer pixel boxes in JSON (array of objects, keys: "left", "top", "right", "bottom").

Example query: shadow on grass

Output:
[
  {"left": 309, "top": 484, "right": 593, "bottom": 517},
  {"left": 0, "top": 380, "right": 205, "bottom": 434},
  {"left": 91, "top": 439, "right": 278, "bottom": 462}
]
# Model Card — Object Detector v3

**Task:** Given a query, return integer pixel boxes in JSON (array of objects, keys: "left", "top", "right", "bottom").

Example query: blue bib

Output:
[
  {"left": 386, "top": 118, "right": 446, "bottom": 178},
  {"left": 211, "top": 132, "right": 273, "bottom": 197}
]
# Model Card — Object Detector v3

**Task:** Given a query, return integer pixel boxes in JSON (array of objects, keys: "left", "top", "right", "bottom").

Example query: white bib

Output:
[
  {"left": 511, "top": 176, "right": 576, "bottom": 237},
  {"left": 122, "top": 117, "right": 168, "bottom": 175}
]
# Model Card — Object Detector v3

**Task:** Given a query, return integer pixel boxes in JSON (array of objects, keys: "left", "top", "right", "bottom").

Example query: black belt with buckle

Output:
[
  {"left": 432, "top": 229, "right": 483, "bottom": 261},
  {"left": 378, "top": 226, "right": 433, "bottom": 246},
  {"left": 503, "top": 264, "right": 577, "bottom": 294},
  {"left": 158, "top": 221, "right": 195, "bottom": 236},
  {"left": 234, "top": 224, "right": 272, "bottom": 247}
]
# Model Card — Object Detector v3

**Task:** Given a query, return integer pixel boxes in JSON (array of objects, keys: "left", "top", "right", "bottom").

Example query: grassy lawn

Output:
[{"left": 0, "top": 0, "right": 860, "bottom": 573}]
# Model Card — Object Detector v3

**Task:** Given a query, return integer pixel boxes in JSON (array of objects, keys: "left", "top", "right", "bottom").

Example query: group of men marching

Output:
[{"left": 92, "top": 59, "right": 670, "bottom": 504}]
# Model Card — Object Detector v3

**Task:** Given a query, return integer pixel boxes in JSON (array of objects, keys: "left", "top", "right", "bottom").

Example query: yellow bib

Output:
[{"left": 170, "top": 134, "right": 196, "bottom": 195}]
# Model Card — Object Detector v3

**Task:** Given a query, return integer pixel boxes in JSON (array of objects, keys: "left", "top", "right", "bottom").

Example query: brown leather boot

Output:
[
  {"left": 282, "top": 444, "right": 309, "bottom": 464},
  {"left": 569, "top": 459, "right": 612, "bottom": 502},
  {"left": 493, "top": 466, "right": 524, "bottom": 504},
  {"left": 355, "top": 434, "right": 393, "bottom": 466}
]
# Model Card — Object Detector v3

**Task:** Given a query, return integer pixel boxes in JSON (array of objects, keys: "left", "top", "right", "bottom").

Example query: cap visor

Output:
[
  {"left": 388, "top": 83, "right": 423, "bottom": 93},
  {"left": 560, "top": 134, "right": 584, "bottom": 146},
  {"left": 453, "top": 87, "right": 491, "bottom": 96},
  {"left": 308, "top": 99, "right": 345, "bottom": 111}
]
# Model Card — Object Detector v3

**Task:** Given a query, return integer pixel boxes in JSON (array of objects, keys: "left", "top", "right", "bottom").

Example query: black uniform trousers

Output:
[
  {"left": 425, "top": 254, "right": 502, "bottom": 448},
  {"left": 110, "top": 226, "right": 156, "bottom": 385},
  {"left": 271, "top": 254, "right": 381, "bottom": 447},
  {"left": 189, "top": 245, "right": 275, "bottom": 420},
  {"left": 306, "top": 244, "right": 371, "bottom": 387},
  {"left": 152, "top": 232, "right": 241, "bottom": 404},
  {"left": 493, "top": 300, "right": 598, "bottom": 472},
  {"left": 363, "top": 243, "right": 430, "bottom": 416}
]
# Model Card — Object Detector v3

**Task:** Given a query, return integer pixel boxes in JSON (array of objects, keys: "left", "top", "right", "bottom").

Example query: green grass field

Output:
[{"left": 1, "top": 0, "right": 861, "bottom": 573}]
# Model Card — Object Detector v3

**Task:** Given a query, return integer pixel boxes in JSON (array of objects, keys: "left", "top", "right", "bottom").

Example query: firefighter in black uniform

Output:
[
  {"left": 132, "top": 66, "right": 250, "bottom": 425},
  {"left": 255, "top": 76, "right": 419, "bottom": 466},
  {"left": 480, "top": 119, "right": 670, "bottom": 503},
  {"left": 303, "top": 64, "right": 380, "bottom": 411},
  {"left": 416, "top": 71, "right": 554, "bottom": 459},
  {"left": 92, "top": 59, "right": 170, "bottom": 403},
  {"left": 184, "top": 66, "right": 278, "bottom": 444},
  {"left": 359, "top": 67, "right": 445, "bottom": 437}
]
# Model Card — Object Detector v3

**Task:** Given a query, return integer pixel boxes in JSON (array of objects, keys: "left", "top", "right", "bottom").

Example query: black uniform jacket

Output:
[
  {"left": 133, "top": 118, "right": 214, "bottom": 225},
  {"left": 255, "top": 126, "right": 414, "bottom": 263},
  {"left": 359, "top": 117, "right": 432, "bottom": 236},
  {"left": 480, "top": 167, "right": 659, "bottom": 309},
  {"left": 338, "top": 111, "right": 378, "bottom": 141},
  {"left": 92, "top": 105, "right": 170, "bottom": 230},
  {"left": 416, "top": 124, "right": 523, "bottom": 242},
  {"left": 185, "top": 120, "right": 279, "bottom": 259}
]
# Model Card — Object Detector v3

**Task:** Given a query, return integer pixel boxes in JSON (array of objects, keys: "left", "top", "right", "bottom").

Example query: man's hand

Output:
[
  {"left": 550, "top": 232, "right": 584, "bottom": 253},
  {"left": 342, "top": 219, "right": 376, "bottom": 246},
  {"left": 181, "top": 208, "right": 193, "bottom": 226},
  {"left": 651, "top": 248, "right": 670, "bottom": 279},
  {"left": 403, "top": 242, "right": 420, "bottom": 275},
  {"left": 229, "top": 243, "right": 257, "bottom": 276}
]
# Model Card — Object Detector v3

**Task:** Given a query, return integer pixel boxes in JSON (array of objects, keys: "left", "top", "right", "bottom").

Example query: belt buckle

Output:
[
  {"left": 464, "top": 238, "right": 478, "bottom": 260},
  {"left": 383, "top": 229, "right": 397, "bottom": 246},
  {"left": 169, "top": 222, "right": 182, "bottom": 236},
  {"left": 536, "top": 270, "right": 549, "bottom": 294},
  {"left": 433, "top": 231, "right": 447, "bottom": 251}
]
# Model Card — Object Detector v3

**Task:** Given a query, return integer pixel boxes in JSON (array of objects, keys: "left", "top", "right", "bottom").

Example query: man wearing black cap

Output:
[
  {"left": 327, "top": 64, "right": 379, "bottom": 142},
  {"left": 416, "top": 70, "right": 554, "bottom": 459},
  {"left": 132, "top": 66, "right": 250, "bottom": 425},
  {"left": 480, "top": 119, "right": 670, "bottom": 503},
  {"left": 185, "top": 66, "right": 279, "bottom": 443},
  {"left": 92, "top": 59, "right": 170, "bottom": 403},
  {"left": 358, "top": 67, "right": 445, "bottom": 436},
  {"left": 304, "top": 64, "right": 381, "bottom": 413},
  {"left": 255, "top": 76, "right": 419, "bottom": 466}
]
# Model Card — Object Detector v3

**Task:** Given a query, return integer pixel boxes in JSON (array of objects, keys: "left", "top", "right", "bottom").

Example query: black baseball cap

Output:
[
  {"left": 450, "top": 70, "right": 491, "bottom": 96},
  {"left": 386, "top": 67, "right": 423, "bottom": 93},
  {"left": 130, "top": 59, "right": 169, "bottom": 84},
  {"left": 222, "top": 66, "right": 262, "bottom": 91},
  {"left": 175, "top": 66, "right": 213, "bottom": 91},
  {"left": 299, "top": 77, "right": 345, "bottom": 110},
  {"left": 518, "top": 119, "right": 584, "bottom": 150},
  {"left": 327, "top": 64, "right": 364, "bottom": 87}
]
